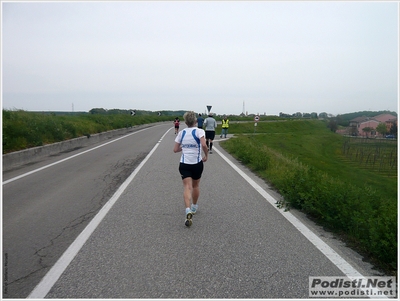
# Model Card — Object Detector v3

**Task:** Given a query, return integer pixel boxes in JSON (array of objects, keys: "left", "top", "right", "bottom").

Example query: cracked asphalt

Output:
[{"left": 2, "top": 123, "right": 169, "bottom": 298}]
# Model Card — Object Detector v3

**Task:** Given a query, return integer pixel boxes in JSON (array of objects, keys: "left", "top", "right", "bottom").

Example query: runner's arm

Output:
[
  {"left": 173, "top": 142, "right": 182, "bottom": 153},
  {"left": 200, "top": 136, "right": 208, "bottom": 162}
]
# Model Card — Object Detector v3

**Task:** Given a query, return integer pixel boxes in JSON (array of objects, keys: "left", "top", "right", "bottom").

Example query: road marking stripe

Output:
[
  {"left": 213, "top": 147, "right": 387, "bottom": 298},
  {"left": 27, "top": 128, "right": 172, "bottom": 299},
  {"left": 3, "top": 125, "right": 165, "bottom": 185}
]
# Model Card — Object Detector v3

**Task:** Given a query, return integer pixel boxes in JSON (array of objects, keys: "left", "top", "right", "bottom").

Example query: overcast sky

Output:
[{"left": 2, "top": 1, "right": 399, "bottom": 116}]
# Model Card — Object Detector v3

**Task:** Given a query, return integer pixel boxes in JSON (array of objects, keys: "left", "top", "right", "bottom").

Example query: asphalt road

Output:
[
  {"left": 2, "top": 123, "right": 169, "bottom": 298},
  {"left": 3, "top": 122, "right": 380, "bottom": 298}
]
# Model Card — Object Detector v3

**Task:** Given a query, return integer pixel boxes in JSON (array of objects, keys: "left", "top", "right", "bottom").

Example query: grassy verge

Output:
[
  {"left": 2, "top": 110, "right": 282, "bottom": 154},
  {"left": 220, "top": 120, "right": 397, "bottom": 274},
  {"left": 2, "top": 110, "right": 172, "bottom": 154}
]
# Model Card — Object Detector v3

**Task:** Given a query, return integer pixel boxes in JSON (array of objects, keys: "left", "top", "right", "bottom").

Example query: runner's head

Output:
[{"left": 183, "top": 111, "right": 197, "bottom": 127}]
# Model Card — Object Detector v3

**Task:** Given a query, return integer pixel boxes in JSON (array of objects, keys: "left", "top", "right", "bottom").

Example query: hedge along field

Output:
[
  {"left": 220, "top": 120, "right": 397, "bottom": 274},
  {"left": 2, "top": 110, "right": 173, "bottom": 154}
]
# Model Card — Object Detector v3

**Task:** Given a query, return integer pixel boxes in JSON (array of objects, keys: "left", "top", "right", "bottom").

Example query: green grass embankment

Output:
[
  {"left": 220, "top": 120, "right": 397, "bottom": 274},
  {"left": 2, "top": 110, "right": 172, "bottom": 154},
  {"left": 1, "top": 110, "right": 280, "bottom": 154}
]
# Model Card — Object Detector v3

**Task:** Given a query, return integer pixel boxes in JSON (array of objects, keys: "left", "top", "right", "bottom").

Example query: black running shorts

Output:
[
  {"left": 205, "top": 130, "right": 215, "bottom": 140},
  {"left": 179, "top": 161, "right": 204, "bottom": 180}
]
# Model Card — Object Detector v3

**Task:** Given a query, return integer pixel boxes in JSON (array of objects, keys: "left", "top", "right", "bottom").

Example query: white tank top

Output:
[{"left": 175, "top": 127, "right": 205, "bottom": 164}]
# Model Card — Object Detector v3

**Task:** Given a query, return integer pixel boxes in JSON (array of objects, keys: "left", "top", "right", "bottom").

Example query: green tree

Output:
[
  {"left": 376, "top": 123, "right": 387, "bottom": 137},
  {"left": 319, "top": 112, "right": 328, "bottom": 119},
  {"left": 389, "top": 123, "right": 397, "bottom": 136},
  {"left": 362, "top": 127, "right": 372, "bottom": 137},
  {"left": 89, "top": 108, "right": 107, "bottom": 114},
  {"left": 328, "top": 118, "right": 338, "bottom": 132}
]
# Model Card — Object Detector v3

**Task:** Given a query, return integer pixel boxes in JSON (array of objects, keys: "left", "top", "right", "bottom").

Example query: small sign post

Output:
[{"left": 254, "top": 115, "right": 259, "bottom": 133}]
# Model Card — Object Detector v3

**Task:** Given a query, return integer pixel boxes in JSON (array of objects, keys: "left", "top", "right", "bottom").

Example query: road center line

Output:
[{"left": 26, "top": 128, "right": 172, "bottom": 299}]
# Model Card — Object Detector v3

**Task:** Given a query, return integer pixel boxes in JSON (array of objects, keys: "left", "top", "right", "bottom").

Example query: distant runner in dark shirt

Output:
[{"left": 197, "top": 113, "right": 204, "bottom": 129}]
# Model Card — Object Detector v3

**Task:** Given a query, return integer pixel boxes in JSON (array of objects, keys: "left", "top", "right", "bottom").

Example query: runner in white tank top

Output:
[
  {"left": 175, "top": 127, "right": 205, "bottom": 164},
  {"left": 173, "top": 111, "right": 209, "bottom": 227}
]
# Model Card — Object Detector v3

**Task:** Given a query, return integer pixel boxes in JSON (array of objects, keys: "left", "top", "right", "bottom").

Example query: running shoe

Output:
[
  {"left": 191, "top": 204, "right": 198, "bottom": 214},
  {"left": 185, "top": 212, "right": 193, "bottom": 227}
]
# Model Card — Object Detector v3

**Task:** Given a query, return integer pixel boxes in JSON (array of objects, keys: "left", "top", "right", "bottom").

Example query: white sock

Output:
[
  {"left": 186, "top": 207, "right": 191, "bottom": 214},
  {"left": 192, "top": 204, "right": 198, "bottom": 209}
]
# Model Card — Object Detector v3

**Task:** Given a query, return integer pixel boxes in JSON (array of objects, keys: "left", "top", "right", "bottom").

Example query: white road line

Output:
[
  {"left": 3, "top": 125, "right": 164, "bottom": 185},
  {"left": 213, "top": 146, "right": 387, "bottom": 299},
  {"left": 27, "top": 128, "right": 172, "bottom": 299}
]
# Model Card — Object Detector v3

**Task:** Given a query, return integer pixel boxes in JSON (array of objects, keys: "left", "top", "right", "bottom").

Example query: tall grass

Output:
[
  {"left": 221, "top": 120, "right": 397, "bottom": 273},
  {"left": 2, "top": 110, "right": 172, "bottom": 153}
]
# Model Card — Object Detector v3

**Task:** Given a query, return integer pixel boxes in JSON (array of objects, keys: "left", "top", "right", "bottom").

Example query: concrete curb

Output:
[{"left": 2, "top": 124, "right": 152, "bottom": 172}]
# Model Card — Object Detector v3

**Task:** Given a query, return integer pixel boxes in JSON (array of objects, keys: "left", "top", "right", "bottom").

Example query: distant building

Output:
[
  {"left": 347, "top": 114, "right": 397, "bottom": 137},
  {"left": 373, "top": 114, "right": 398, "bottom": 133},
  {"left": 358, "top": 119, "right": 380, "bottom": 137}
]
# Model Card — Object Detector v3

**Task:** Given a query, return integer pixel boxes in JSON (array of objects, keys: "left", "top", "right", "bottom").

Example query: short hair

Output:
[{"left": 183, "top": 111, "right": 197, "bottom": 127}]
